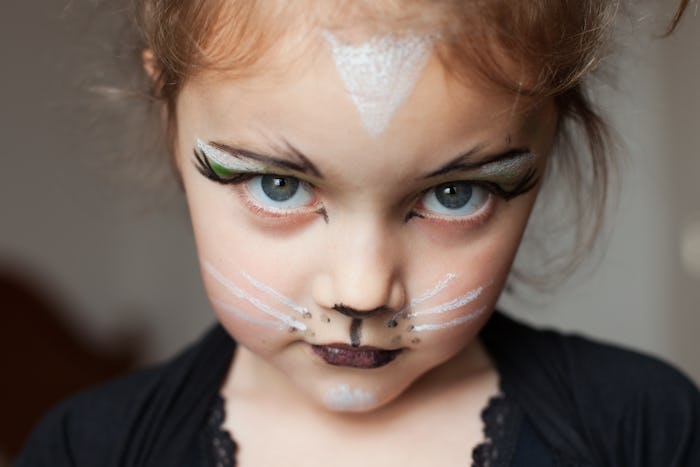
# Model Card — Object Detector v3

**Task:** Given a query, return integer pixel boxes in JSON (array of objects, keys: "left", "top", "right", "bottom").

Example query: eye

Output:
[
  {"left": 246, "top": 174, "right": 315, "bottom": 210},
  {"left": 418, "top": 181, "right": 490, "bottom": 217}
]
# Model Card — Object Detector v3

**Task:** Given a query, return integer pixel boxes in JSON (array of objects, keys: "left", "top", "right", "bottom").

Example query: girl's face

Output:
[{"left": 174, "top": 32, "right": 557, "bottom": 412}]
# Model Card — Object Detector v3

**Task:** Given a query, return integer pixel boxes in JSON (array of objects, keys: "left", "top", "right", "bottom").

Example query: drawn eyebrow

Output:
[
  {"left": 421, "top": 146, "right": 534, "bottom": 180},
  {"left": 207, "top": 140, "right": 324, "bottom": 178}
]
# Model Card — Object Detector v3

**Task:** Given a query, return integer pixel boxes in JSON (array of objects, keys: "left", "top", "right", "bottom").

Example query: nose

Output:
[{"left": 311, "top": 218, "right": 406, "bottom": 318}]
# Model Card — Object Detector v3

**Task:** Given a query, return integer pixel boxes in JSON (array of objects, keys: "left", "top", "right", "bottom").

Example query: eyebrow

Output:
[
  {"left": 206, "top": 140, "right": 324, "bottom": 178},
  {"left": 421, "top": 146, "right": 534, "bottom": 179}
]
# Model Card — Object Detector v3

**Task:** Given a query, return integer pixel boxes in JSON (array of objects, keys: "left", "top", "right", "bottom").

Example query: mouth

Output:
[{"left": 310, "top": 344, "right": 402, "bottom": 369}]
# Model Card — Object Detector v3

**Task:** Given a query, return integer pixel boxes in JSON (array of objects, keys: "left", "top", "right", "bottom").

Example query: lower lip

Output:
[{"left": 310, "top": 344, "right": 402, "bottom": 369}]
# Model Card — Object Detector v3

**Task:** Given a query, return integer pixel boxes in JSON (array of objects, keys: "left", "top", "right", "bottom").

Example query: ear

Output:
[{"left": 142, "top": 49, "right": 162, "bottom": 86}]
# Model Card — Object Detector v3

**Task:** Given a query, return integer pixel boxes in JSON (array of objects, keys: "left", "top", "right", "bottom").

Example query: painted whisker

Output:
[
  {"left": 387, "top": 273, "right": 457, "bottom": 326},
  {"left": 241, "top": 271, "right": 311, "bottom": 317},
  {"left": 212, "top": 299, "right": 285, "bottom": 330},
  {"left": 405, "top": 282, "right": 490, "bottom": 318},
  {"left": 409, "top": 306, "right": 487, "bottom": 333},
  {"left": 204, "top": 261, "right": 307, "bottom": 332},
  {"left": 410, "top": 273, "right": 458, "bottom": 304}
]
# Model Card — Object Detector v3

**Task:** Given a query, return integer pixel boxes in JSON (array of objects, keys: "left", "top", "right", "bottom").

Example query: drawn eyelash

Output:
[
  {"left": 475, "top": 167, "right": 540, "bottom": 201},
  {"left": 404, "top": 168, "right": 539, "bottom": 223},
  {"left": 194, "top": 148, "right": 327, "bottom": 221},
  {"left": 193, "top": 148, "right": 253, "bottom": 185},
  {"left": 195, "top": 145, "right": 539, "bottom": 228}
]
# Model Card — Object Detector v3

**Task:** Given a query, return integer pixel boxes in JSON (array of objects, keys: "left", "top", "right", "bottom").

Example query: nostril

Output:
[{"left": 332, "top": 304, "right": 390, "bottom": 320}]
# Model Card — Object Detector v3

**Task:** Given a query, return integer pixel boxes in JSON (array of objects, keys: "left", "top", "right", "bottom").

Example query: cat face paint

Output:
[
  {"left": 175, "top": 28, "right": 558, "bottom": 413},
  {"left": 204, "top": 261, "right": 309, "bottom": 332},
  {"left": 323, "top": 32, "right": 432, "bottom": 136}
]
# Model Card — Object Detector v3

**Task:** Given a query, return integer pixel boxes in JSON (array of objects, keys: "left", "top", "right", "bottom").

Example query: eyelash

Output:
[
  {"left": 194, "top": 148, "right": 254, "bottom": 184},
  {"left": 193, "top": 149, "right": 540, "bottom": 222},
  {"left": 472, "top": 167, "right": 539, "bottom": 201},
  {"left": 194, "top": 149, "right": 325, "bottom": 220}
]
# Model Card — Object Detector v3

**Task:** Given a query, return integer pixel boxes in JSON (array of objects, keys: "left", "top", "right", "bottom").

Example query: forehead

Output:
[{"left": 183, "top": 44, "right": 543, "bottom": 131}]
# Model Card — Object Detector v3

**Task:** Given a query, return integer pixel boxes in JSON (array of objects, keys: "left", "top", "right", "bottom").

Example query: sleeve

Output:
[
  {"left": 565, "top": 337, "right": 700, "bottom": 467},
  {"left": 14, "top": 396, "right": 119, "bottom": 467},
  {"left": 13, "top": 324, "right": 234, "bottom": 467},
  {"left": 13, "top": 402, "right": 78, "bottom": 467},
  {"left": 482, "top": 312, "right": 700, "bottom": 467},
  {"left": 13, "top": 374, "right": 149, "bottom": 467}
]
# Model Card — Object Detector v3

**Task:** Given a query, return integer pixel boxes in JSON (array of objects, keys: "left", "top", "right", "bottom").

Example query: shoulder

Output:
[
  {"left": 483, "top": 310, "right": 698, "bottom": 399},
  {"left": 483, "top": 312, "right": 700, "bottom": 466},
  {"left": 15, "top": 324, "right": 235, "bottom": 467},
  {"left": 15, "top": 365, "right": 165, "bottom": 466}
]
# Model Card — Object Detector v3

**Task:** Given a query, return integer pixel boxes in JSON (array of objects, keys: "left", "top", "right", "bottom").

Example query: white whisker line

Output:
[
  {"left": 388, "top": 273, "right": 457, "bottom": 324},
  {"left": 406, "top": 282, "right": 490, "bottom": 318},
  {"left": 204, "top": 261, "right": 307, "bottom": 331},
  {"left": 213, "top": 299, "right": 285, "bottom": 330},
  {"left": 410, "top": 306, "right": 487, "bottom": 333},
  {"left": 411, "top": 273, "right": 457, "bottom": 305},
  {"left": 241, "top": 271, "right": 310, "bottom": 317}
]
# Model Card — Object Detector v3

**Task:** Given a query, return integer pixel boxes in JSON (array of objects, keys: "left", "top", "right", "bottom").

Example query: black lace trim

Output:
[
  {"left": 203, "top": 394, "right": 238, "bottom": 467},
  {"left": 204, "top": 393, "right": 520, "bottom": 467},
  {"left": 471, "top": 395, "right": 522, "bottom": 467}
]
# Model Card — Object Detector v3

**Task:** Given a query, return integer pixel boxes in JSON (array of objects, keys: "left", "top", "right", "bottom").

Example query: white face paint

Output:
[
  {"left": 387, "top": 275, "right": 491, "bottom": 335},
  {"left": 323, "top": 32, "right": 432, "bottom": 136},
  {"left": 212, "top": 298, "right": 285, "bottom": 330},
  {"left": 204, "top": 261, "right": 308, "bottom": 332},
  {"left": 405, "top": 282, "right": 490, "bottom": 318},
  {"left": 388, "top": 273, "right": 457, "bottom": 324},
  {"left": 479, "top": 152, "right": 538, "bottom": 178},
  {"left": 241, "top": 271, "right": 311, "bottom": 318},
  {"left": 410, "top": 306, "right": 488, "bottom": 333},
  {"left": 323, "top": 383, "right": 376, "bottom": 411},
  {"left": 197, "top": 139, "right": 267, "bottom": 172}
]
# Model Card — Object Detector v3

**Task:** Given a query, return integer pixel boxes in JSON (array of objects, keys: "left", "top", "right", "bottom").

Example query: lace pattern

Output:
[
  {"left": 204, "top": 393, "right": 519, "bottom": 467},
  {"left": 203, "top": 394, "right": 237, "bottom": 467},
  {"left": 471, "top": 395, "right": 522, "bottom": 467}
]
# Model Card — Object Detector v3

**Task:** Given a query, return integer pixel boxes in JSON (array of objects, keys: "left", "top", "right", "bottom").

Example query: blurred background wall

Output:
[{"left": 0, "top": 0, "right": 698, "bottom": 460}]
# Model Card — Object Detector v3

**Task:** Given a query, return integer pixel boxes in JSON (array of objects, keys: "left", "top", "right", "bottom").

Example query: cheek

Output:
[
  {"left": 200, "top": 259, "right": 305, "bottom": 356},
  {"left": 184, "top": 182, "right": 312, "bottom": 353},
  {"left": 407, "top": 205, "right": 529, "bottom": 295},
  {"left": 395, "top": 209, "right": 531, "bottom": 349}
]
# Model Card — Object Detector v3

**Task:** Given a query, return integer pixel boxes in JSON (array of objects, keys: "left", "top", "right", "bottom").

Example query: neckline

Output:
[{"left": 203, "top": 391, "right": 522, "bottom": 467}]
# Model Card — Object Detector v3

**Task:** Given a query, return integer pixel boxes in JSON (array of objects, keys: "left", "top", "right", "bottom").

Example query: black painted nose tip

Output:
[{"left": 332, "top": 304, "right": 390, "bottom": 319}]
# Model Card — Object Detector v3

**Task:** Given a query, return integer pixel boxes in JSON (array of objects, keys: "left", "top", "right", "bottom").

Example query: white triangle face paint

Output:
[{"left": 323, "top": 32, "right": 433, "bottom": 136}]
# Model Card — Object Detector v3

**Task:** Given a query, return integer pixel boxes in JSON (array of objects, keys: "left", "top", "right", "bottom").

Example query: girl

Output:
[{"left": 17, "top": 1, "right": 699, "bottom": 466}]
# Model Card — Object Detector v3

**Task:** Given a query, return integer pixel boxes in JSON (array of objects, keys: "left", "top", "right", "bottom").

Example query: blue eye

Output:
[
  {"left": 420, "top": 182, "right": 489, "bottom": 217},
  {"left": 246, "top": 175, "right": 315, "bottom": 209}
]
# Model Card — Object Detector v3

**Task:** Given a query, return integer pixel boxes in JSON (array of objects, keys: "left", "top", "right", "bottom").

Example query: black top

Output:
[{"left": 16, "top": 312, "right": 700, "bottom": 466}]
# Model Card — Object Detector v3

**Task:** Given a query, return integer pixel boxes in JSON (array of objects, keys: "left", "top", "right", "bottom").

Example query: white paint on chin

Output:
[
  {"left": 323, "top": 32, "right": 432, "bottom": 136},
  {"left": 323, "top": 384, "right": 376, "bottom": 411}
]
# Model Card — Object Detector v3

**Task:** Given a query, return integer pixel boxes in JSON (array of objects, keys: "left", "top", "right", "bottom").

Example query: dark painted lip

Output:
[{"left": 310, "top": 344, "right": 402, "bottom": 369}]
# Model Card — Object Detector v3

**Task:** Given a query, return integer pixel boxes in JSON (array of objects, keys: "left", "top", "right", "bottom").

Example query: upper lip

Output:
[{"left": 310, "top": 343, "right": 402, "bottom": 369}]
